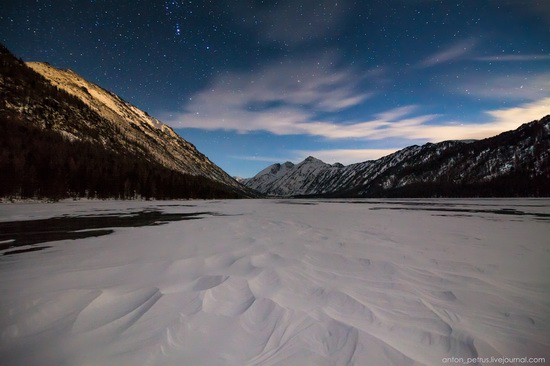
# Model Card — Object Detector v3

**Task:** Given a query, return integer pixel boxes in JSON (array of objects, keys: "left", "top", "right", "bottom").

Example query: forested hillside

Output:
[{"left": 0, "top": 44, "right": 248, "bottom": 200}]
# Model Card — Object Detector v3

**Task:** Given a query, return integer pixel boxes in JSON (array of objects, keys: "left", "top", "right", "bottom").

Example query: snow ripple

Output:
[{"left": 1, "top": 199, "right": 549, "bottom": 365}]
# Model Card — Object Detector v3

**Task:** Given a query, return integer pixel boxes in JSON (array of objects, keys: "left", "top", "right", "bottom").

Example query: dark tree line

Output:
[{"left": 0, "top": 114, "right": 242, "bottom": 199}]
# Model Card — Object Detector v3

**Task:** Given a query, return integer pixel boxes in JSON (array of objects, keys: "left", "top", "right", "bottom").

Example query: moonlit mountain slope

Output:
[{"left": 25, "top": 61, "right": 245, "bottom": 191}]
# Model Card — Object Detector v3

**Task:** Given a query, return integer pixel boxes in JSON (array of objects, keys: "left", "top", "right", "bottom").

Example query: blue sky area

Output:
[{"left": 2, "top": 0, "right": 549, "bottom": 177}]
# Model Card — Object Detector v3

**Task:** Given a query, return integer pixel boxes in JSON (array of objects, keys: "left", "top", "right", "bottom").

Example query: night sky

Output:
[{"left": 1, "top": 1, "right": 549, "bottom": 177}]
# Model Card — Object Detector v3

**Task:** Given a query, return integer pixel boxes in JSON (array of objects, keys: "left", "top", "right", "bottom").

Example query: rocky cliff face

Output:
[{"left": 243, "top": 116, "right": 550, "bottom": 197}]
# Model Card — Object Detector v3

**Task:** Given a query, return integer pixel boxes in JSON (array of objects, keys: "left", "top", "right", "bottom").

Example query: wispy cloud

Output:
[
  {"left": 369, "top": 97, "right": 550, "bottom": 141},
  {"left": 164, "top": 49, "right": 548, "bottom": 151},
  {"left": 293, "top": 149, "right": 399, "bottom": 165},
  {"left": 232, "top": 149, "right": 401, "bottom": 167},
  {"left": 166, "top": 67, "right": 548, "bottom": 143},
  {"left": 485, "top": 97, "right": 550, "bottom": 128},
  {"left": 230, "top": 155, "right": 293, "bottom": 163},
  {"left": 164, "top": 52, "right": 374, "bottom": 135},
  {"left": 473, "top": 54, "right": 550, "bottom": 62},
  {"left": 418, "top": 40, "right": 476, "bottom": 68},
  {"left": 292, "top": 98, "right": 550, "bottom": 165},
  {"left": 456, "top": 72, "right": 550, "bottom": 101}
]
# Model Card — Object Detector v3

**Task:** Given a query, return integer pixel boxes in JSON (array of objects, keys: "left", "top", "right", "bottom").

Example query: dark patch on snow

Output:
[
  {"left": 155, "top": 204, "right": 197, "bottom": 207},
  {"left": 368, "top": 206, "right": 550, "bottom": 219},
  {"left": 3, "top": 246, "right": 52, "bottom": 255},
  {"left": 276, "top": 200, "right": 319, "bottom": 205},
  {"left": 0, "top": 210, "right": 213, "bottom": 254}
]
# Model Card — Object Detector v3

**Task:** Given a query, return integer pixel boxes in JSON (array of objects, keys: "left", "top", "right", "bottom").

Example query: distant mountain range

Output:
[
  {"left": 0, "top": 44, "right": 256, "bottom": 199},
  {"left": 243, "top": 117, "right": 550, "bottom": 197}
]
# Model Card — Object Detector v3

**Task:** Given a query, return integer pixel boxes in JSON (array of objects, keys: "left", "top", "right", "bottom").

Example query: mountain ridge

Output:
[
  {"left": 25, "top": 61, "right": 242, "bottom": 187},
  {"left": 243, "top": 117, "right": 550, "bottom": 197}
]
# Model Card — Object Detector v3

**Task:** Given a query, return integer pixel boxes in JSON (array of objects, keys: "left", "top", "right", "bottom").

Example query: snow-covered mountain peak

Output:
[
  {"left": 298, "top": 156, "right": 330, "bottom": 168},
  {"left": 295, "top": 157, "right": 331, "bottom": 172},
  {"left": 243, "top": 116, "right": 550, "bottom": 197},
  {"left": 244, "top": 155, "right": 338, "bottom": 196},
  {"left": 303, "top": 156, "right": 324, "bottom": 164}
]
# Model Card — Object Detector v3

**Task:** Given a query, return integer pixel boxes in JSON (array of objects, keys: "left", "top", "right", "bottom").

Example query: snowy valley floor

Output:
[{"left": 0, "top": 199, "right": 549, "bottom": 365}]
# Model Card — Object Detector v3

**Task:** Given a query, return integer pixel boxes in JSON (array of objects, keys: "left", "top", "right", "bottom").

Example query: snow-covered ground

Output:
[{"left": 0, "top": 199, "right": 549, "bottom": 365}]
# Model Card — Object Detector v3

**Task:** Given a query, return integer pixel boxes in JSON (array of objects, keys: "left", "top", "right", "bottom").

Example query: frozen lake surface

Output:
[{"left": 1, "top": 199, "right": 549, "bottom": 365}]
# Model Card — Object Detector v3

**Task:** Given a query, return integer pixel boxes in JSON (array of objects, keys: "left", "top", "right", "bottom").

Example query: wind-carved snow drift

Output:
[
  {"left": 243, "top": 116, "right": 550, "bottom": 197},
  {"left": 26, "top": 62, "right": 245, "bottom": 192},
  {"left": 1, "top": 199, "right": 549, "bottom": 365}
]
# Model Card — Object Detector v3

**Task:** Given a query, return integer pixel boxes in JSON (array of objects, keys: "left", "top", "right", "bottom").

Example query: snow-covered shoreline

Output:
[{"left": 1, "top": 199, "right": 549, "bottom": 365}]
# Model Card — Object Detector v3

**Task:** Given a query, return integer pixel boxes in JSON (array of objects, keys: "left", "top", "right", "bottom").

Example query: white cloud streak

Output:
[
  {"left": 485, "top": 97, "right": 550, "bottom": 129},
  {"left": 230, "top": 155, "right": 294, "bottom": 163},
  {"left": 293, "top": 149, "right": 399, "bottom": 165},
  {"left": 164, "top": 53, "right": 374, "bottom": 135},
  {"left": 418, "top": 40, "right": 475, "bottom": 68},
  {"left": 456, "top": 72, "right": 550, "bottom": 101},
  {"left": 164, "top": 52, "right": 549, "bottom": 156},
  {"left": 347, "top": 98, "right": 549, "bottom": 142},
  {"left": 169, "top": 94, "right": 549, "bottom": 142},
  {"left": 473, "top": 54, "right": 550, "bottom": 62},
  {"left": 295, "top": 98, "right": 550, "bottom": 165}
]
